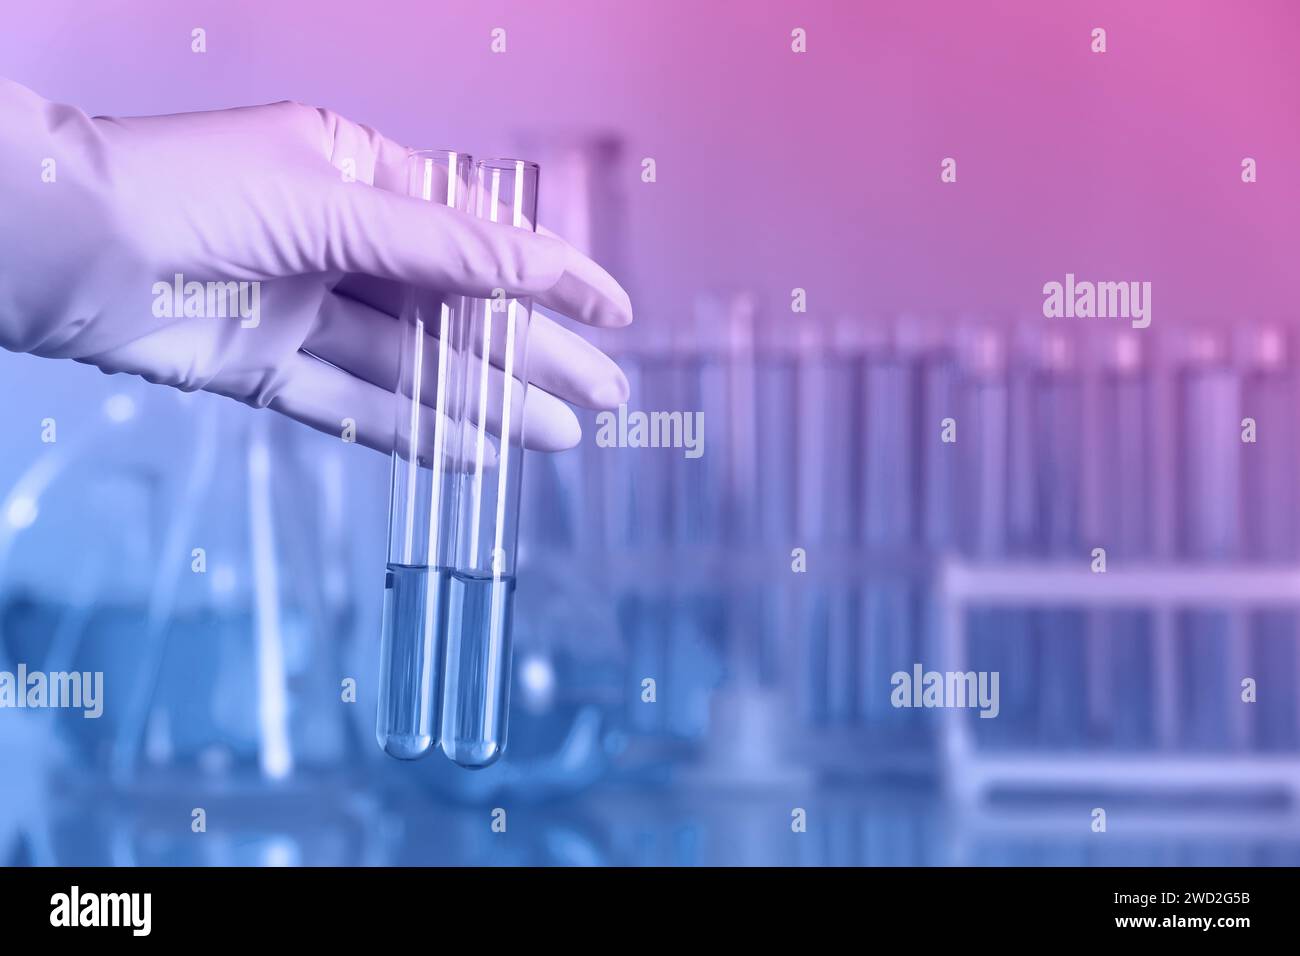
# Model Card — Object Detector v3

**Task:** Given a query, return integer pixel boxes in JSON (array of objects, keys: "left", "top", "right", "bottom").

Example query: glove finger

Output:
[
  {"left": 319, "top": 112, "right": 632, "bottom": 329},
  {"left": 303, "top": 290, "right": 582, "bottom": 452},
  {"left": 302, "top": 129, "right": 631, "bottom": 329},
  {"left": 330, "top": 274, "right": 629, "bottom": 409},
  {"left": 496, "top": 304, "right": 629, "bottom": 410},
  {"left": 316, "top": 108, "right": 413, "bottom": 192},
  {"left": 77, "top": 276, "right": 323, "bottom": 406},
  {"left": 267, "top": 349, "right": 496, "bottom": 467},
  {"left": 317, "top": 184, "right": 631, "bottom": 328}
]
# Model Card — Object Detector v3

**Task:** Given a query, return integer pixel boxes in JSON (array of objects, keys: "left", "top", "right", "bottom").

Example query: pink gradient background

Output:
[{"left": 2, "top": 0, "right": 1296, "bottom": 327}]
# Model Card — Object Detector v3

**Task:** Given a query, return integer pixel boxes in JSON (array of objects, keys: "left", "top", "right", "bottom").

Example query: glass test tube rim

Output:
[
  {"left": 473, "top": 158, "right": 541, "bottom": 237},
  {"left": 400, "top": 148, "right": 475, "bottom": 198},
  {"left": 478, "top": 156, "right": 540, "bottom": 171}
]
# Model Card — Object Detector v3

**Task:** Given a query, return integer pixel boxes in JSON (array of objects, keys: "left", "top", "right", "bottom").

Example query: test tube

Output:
[
  {"left": 860, "top": 318, "right": 920, "bottom": 729},
  {"left": 376, "top": 149, "right": 473, "bottom": 760},
  {"left": 1091, "top": 331, "right": 1156, "bottom": 748},
  {"left": 1176, "top": 328, "right": 1241, "bottom": 751},
  {"left": 438, "top": 158, "right": 539, "bottom": 768},
  {"left": 1237, "top": 327, "right": 1300, "bottom": 750}
]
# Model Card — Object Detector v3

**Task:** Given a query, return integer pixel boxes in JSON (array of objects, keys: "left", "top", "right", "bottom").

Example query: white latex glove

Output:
[{"left": 0, "top": 79, "right": 632, "bottom": 453}]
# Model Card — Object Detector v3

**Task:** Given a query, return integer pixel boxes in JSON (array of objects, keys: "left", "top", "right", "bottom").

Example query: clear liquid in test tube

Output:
[
  {"left": 375, "top": 149, "right": 474, "bottom": 760},
  {"left": 438, "top": 159, "right": 540, "bottom": 768}
]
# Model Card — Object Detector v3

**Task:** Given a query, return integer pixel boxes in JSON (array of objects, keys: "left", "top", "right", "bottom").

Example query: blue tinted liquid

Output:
[
  {"left": 439, "top": 570, "right": 516, "bottom": 768},
  {"left": 376, "top": 564, "right": 448, "bottom": 759}
]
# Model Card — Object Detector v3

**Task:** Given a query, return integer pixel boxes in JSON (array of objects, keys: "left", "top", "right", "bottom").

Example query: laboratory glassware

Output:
[
  {"left": 953, "top": 324, "right": 1030, "bottom": 749},
  {"left": 110, "top": 397, "right": 355, "bottom": 782},
  {"left": 1091, "top": 331, "right": 1157, "bottom": 748},
  {"left": 1175, "top": 329, "right": 1241, "bottom": 750},
  {"left": 858, "top": 320, "right": 921, "bottom": 729},
  {"left": 754, "top": 319, "right": 800, "bottom": 547},
  {"left": 438, "top": 158, "right": 539, "bottom": 768},
  {"left": 376, "top": 149, "right": 474, "bottom": 760},
  {"left": 1237, "top": 327, "right": 1300, "bottom": 750},
  {"left": 1020, "top": 327, "right": 1087, "bottom": 746}
]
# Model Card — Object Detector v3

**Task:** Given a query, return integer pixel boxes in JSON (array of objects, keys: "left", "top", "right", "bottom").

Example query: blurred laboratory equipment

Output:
[
  {"left": 1, "top": 121, "right": 1297, "bottom": 862},
  {"left": 123, "top": 405, "right": 359, "bottom": 782},
  {"left": 937, "top": 320, "right": 1300, "bottom": 816},
  {"left": 0, "top": 386, "right": 363, "bottom": 792},
  {"left": 507, "top": 304, "right": 1300, "bottom": 814},
  {"left": 511, "top": 131, "right": 629, "bottom": 290},
  {"left": 6, "top": 300, "right": 1300, "bottom": 862}
]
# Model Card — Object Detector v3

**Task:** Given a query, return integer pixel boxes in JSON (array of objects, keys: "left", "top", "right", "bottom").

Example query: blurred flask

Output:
[
  {"left": 511, "top": 131, "right": 630, "bottom": 288},
  {"left": 1, "top": 388, "right": 359, "bottom": 785},
  {"left": 0, "top": 383, "right": 166, "bottom": 774},
  {"left": 115, "top": 401, "right": 357, "bottom": 783}
]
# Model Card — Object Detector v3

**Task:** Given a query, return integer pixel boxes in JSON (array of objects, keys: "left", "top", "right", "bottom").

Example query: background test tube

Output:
[
  {"left": 1177, "top": 329, "right": 1241, "bottom": 751},
  {"left": 1238, "top": 327, "right": 1300, "bottom": 751},
  {"left": 439, "top": 158, "right": 540, "bottom": 769},
  {"left": 859, "top": 323, "right": 917, "bottom": 730},
  {"left": 1089, "top": 331, "right": 1156, "bottom": 748},
  {"left": 376, "top": 149, "right": 473, "bottom": 760}
]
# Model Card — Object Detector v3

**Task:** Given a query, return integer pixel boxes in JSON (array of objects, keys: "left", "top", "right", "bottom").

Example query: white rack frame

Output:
[{"left": 937, "top": 558, "right": 1300, "bottom": 806}]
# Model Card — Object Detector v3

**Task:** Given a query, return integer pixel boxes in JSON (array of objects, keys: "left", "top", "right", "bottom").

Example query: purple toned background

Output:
[{"left": 3, "top": 0, "right": 1296, "bottom": 325}]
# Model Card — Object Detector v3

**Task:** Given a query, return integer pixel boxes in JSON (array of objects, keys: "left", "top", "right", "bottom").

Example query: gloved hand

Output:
[{"left": 0, "top": 78, "right": 632, "bottom": 453}]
